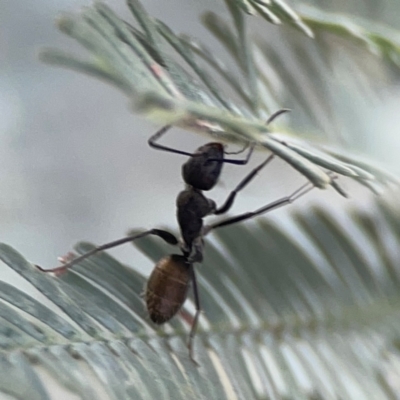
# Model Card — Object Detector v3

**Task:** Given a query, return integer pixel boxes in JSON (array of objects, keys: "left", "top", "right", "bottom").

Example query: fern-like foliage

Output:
[
  {"left": 222, "top": 0, "right": 314, "bottom": 36},
  {"left": 3, "top": 0, "right": 398, "bottom": 398},
  {"left": 39, "top": 0, "right": 400, "bottom": 193},
  {"left": 0, "top": 197, "right": 399, "bottom": 399}
]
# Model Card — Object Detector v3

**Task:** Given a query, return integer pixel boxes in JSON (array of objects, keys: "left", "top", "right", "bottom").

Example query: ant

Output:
[{"left": 36, "top": 110, "right": 324, "bottom": 362}]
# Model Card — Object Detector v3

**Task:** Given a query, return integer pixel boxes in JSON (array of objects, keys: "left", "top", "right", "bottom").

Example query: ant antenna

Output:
[{"left": 266, "top": 108, "right": 291, "bottom": 125}]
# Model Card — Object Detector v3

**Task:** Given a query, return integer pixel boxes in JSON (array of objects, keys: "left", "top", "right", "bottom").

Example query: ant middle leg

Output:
[
  {"left": 215, "top": 109, "right": 309, "bottom": 212},
  {"left": 215, "top": 154, "right": 275, "bottom": 215},
  {"left": 208, "top": 181, "right": 315, "bottom": 231},
  {"left": 36, "top": 229, "right": 179, "bottom": 274}
]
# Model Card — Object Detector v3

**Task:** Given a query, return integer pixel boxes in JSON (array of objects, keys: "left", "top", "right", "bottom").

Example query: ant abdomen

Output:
[
  {"left": 145, "top": 254, "right": 191, "bottom": 324},
  {"left": 182, "top": 142, "right": 224, "bottom": 191}
]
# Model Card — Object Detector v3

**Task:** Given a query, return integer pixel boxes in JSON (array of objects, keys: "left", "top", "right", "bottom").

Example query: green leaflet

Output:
[
  {"left": 39, "top": 0, "right": 400, "bottom": 194},
  {"left": 0, "top": 196, "right": 399, "bottom": 398}
]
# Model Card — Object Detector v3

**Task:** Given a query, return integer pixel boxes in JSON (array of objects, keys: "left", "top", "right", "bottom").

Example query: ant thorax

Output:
[{"left": 176, "top": 187, "right": 216, "bottom": 253}]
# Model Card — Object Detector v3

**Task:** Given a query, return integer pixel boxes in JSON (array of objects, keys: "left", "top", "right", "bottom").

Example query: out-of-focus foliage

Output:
[
  {"left": 40, "top": 0, "right": 400, "bottom": 192},
  {"left": 0, "top": 196, "right": 400, "bottom": 399}
]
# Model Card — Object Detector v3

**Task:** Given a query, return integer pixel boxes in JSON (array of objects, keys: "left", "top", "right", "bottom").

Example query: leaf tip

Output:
[{"left": 56, "top": 14, "right": 75, "bottom": 34}]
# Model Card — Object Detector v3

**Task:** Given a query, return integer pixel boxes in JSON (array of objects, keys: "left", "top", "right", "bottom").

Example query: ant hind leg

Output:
[
  {"left": 187, "top": 266, "right": 201, "bottom": 365},
  {"left": 36, "top": 228, "right": 179, "bottom": 274}
]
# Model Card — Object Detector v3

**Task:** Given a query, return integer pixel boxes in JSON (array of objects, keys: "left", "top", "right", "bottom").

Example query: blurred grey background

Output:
[
  {"left": 1, "top": 0, "right": 398, "bottom": 274},
  {"left": 1, "top": 0, "right": 224, "bottom": 271}
]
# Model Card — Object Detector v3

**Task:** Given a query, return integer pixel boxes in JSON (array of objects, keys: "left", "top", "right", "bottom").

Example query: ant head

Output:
[{"left": 182, "top": 142, "right": 224, "bottom": 191}]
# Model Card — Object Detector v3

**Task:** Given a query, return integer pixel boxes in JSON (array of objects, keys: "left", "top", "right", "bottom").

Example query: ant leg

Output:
[
  {"left": 211, "top": 108, "right": 289, "bottom": 165},
  {"left": 208, "top": 181, "right": 315, "bottom": 231},
  {"left": 215, "top": 154, "right": 275, "bottom": 215},
  {"left": 149, "top": 125, "right": 255, "bottom": 165},
  {"left": 188, "top": 265, "right": 201, "bottom": 365},
  {"left": 215, "top": 108, "right": 296, "bottom": 212},
  {"left": 149, "top": 108, "right": 288, "bottom": 160},
  {"left": 36, "top": 229, "right": 178, "bottom": 274},
  {"left": 266, "top": 108, "right": 290, "bottom": 125},
  {"left": 216, "top": 143, "right": 255, "bottom": 165},
  {"left": 221, "top": 108, "right": 290, "bottom": 164},
  {"left": 224, "top": 142, "right": 250, "bottom": 155},
  {"left": 148, "top": 125, "right": 196, "bottom": 157}
]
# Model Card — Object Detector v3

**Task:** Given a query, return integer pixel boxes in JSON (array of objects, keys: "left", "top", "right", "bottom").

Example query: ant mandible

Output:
[{"left": 36, "top": 109, "right": 322, "bottom": 362}]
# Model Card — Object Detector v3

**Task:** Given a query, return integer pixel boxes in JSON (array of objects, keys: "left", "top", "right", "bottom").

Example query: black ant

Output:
[{"left": 36, "top": 110, "right": 324, "bottom": 362}]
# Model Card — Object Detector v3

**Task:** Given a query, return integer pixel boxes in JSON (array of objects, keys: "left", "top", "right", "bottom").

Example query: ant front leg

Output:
[
  {"left": 149, "top": 125, "right": 255, "bottom": 165},
  {"left": 209, "top": 107, "right": 289, "bottom": 166},
  {"left": 36, "top": 229, "right": 179, "bottom": 274},
  {"left": 148, "top": 125, "right": 198, "bottom": 158},
  {"left": 214, "top": 143, "right": 255, "bottom": 166}
]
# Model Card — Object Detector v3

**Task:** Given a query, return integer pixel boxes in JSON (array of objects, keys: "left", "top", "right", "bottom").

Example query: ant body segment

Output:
[{"left": 37, "top": 110, "right": 324, "bottom": 362}]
